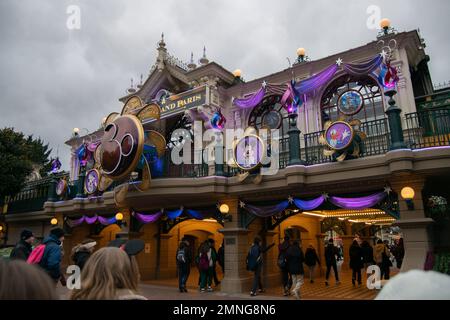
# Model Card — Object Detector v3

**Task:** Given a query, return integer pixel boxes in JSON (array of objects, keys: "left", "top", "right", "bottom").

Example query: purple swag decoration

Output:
[
  {"left": 329, "top": 192, "right": 387, "bottom": 210},
  {"left": 245, "top": 201, "right": 290, "bottom": 217},
  {"left": 293, "top": 195, "right": 326, "bottom": 211},
  {"left": 133, "top": 211, "right": 163, "bottom": 224},
  {"left": 233, "top": 87, "right": 266, "bottom": 108},
  {"left": 293, "top": 64, "right": 338, "bottom": 95},
  {"left": 342, "top": 55, "right": 383, "bottom": 77}
]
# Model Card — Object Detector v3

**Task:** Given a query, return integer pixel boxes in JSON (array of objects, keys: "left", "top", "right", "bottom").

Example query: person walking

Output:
[
  {"left": 71, "top": 239, "right": 97, "bottom": 271},
  {"left": 247, "top": 237, "right": 275, "bottom": 296},
  {"left": 304, "top": 244, "right": 321, "bottom": 283},
  {"left": 198, "top": 241, "right": 213, "bottom": 292},
  {"left": 38, "top": 227, "right": 65, "bottom": 284},
  {"left": 286, "top": 240, "right": 305, "bottom": 300},
  {"left": 349, "top": 240, "right": 363, "bottom": 286},
  {"left": 208, "top": 239, "right": 220, "bottom": 286},
  {"left": 324, "top": 238, "right": 340, "bottom": 286},
  {"left": 393, "top": 238, "right": 405, "bottom": 269},
  {"left": 361, "top": 240, "right": 374, "bottom": 269},
  {"left": 374, "top": 239, "right": 392, "bottom": 280},
  {"left": 176, "top": 241, "right": 190, "bottom": 292},
  {"left": 277, "top": 236, "right": 291, "bottom": 296},
  {"left": 10, "top": 229, "right": 35, "bottom": 261},
  {"left": 70, "top": 247, "right": 147, "bottom": 300}
]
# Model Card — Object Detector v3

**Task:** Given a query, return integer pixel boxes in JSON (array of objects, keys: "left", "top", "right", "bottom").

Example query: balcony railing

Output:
[{"left": 4, "top": 107, "right": 450, "bottom": 214}]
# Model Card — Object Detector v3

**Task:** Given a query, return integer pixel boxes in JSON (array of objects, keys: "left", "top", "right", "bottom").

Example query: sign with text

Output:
[{"left": 159, "top": 86, "right": 207, "bottom": 117}]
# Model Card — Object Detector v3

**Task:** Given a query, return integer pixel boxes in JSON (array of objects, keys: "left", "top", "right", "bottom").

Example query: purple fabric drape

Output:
[
  {"left": 233, "top": 87, "right": 266, "bottom": 108},
  {"left": 245, "top": 200, "right": 290, "bottom": 217},
  {"left": 342, "top": 55, "right": 383, "bottom": 77},
  {"left": 329, "top": 192, "right": 387, "bottom": 210},
  {"left": 133, "top": 211, "right": 163, "bottom": 224},
  {"left": 294, "top": 64, "right": 338, "bottom": 95},
  {"left": 293, "top": 196, "right": 326, "bottom": 211},
  {"left": 84, "top": 215, "right": 98, "bottom": 224},
  {"left": 66, "top": 216, "right": 85, "bottom": 228}
]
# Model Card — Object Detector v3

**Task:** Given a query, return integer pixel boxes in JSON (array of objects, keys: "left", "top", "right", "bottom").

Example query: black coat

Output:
[
  {"left": 304, "top": 247, "right": 320, "bottom": 266},
  {"left": 10, "top": 240, "right": 32, "bottom": 261},
  {"left": 324, "top": 244, "right": 338, "bottom": 265},
  {"left": 349, "top": 244, "right": 363, "bottom": 270},
  {"left": 72, "top": 250, "right": 91, "bottom": 270},
  {"left": 286, "top": 245, "right": 305, "bottom": 275},
  {"left": 361, "top": 245, "right": 374, "bottom": 264}
]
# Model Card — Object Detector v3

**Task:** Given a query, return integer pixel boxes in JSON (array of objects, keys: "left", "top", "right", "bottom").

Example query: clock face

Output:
[
  {"left": 233, "top": 135, "right": 265, "bottom": 171},
  {"left": 262, "top": 110, "right": 282, "bottom": 129}
]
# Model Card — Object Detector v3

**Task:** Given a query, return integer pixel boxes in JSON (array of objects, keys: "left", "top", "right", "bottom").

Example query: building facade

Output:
[{"left": 2, "top": 28, "right": 450, "bottom": 293}]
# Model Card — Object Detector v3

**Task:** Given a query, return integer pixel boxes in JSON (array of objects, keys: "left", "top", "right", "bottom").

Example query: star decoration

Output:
[
  {"left": 216, "top": 203, "right": 220, "bottom": 209},
  {"left": 239, "top": 201, "right": 246, "bottom": 208},
  {"left": 288, "top": 196, "right": 294, "bottom": 204},
  {"left": 231, "top": 96, "right": 235, "bottom": 103},
  {"left": 262, "top": 80, "right": 267, "bottom": 88},
  {"left": 380, "top": 50, "right": 388, "bottom": 61},
  {"left": 322, "top": 193, "right": 329, "bottom": 200},
  {"left": 384, "top": 186, "right": 392, "bottom": 195},
  {"left": 335, "top": 58, "right": 343, "bottom": 66}
]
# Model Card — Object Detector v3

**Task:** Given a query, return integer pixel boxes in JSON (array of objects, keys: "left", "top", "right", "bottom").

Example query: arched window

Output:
[
  {"left": 320, "top": 74, "right": 384, "bottom": 125},
  {"left": 248, "top": 95, "right": 290, "bottom": 137}
]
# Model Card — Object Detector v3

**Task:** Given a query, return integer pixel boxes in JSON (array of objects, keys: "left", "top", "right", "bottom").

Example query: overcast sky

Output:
[{"left": 1, "top": 0, "right": 449, "bottom": 171}]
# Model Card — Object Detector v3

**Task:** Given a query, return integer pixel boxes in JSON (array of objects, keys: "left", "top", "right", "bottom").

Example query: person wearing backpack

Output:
[
  {"left": 374, "top": 239, "right": 391, "bottom": 280},
  {"left": 324, "top": 238, "right": 340, "bottom": 286},
  {"left": 176, "top": 241, "right": 190, "bottom": 292},
  {"left": 277, "top": 235, "right": 291, "bottom": 296},
  {"left": 71, "top": 239, "right": 97, "bottom": 271},
  {"left": 38, "top": 227, "right": 65, "bottom": 284},
  {"left": 10, "top": 229, "right": 35, "bottom": 261},
  {"left": 304, "top": 244, "right": 321, "bottom": 283},
  {"left": 247, "top": 237, "right": 275, "bottom": 296}
]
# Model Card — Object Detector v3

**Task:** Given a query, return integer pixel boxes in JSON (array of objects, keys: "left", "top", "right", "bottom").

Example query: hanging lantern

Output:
[{"left": 210, "top": 110, "right": 226, "bottom": 130}]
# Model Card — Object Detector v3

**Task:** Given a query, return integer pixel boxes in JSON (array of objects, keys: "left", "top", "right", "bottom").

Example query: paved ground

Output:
[{"left": 59, "top": 267, "right": 395, "bottom": 300}]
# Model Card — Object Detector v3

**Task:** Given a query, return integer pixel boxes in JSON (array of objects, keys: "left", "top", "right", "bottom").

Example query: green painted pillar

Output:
[
  {"left": 47, "top": 174, "right": 58, "bottom": 202},
  {"left": 288, "top": 113, "right": 305, "bottom": 165},
  {"left": 76, "top": 167, "right": 86, "bottom": 198},
  {"left": 385, "top": 89, "right": 407, "bottom": 150}
]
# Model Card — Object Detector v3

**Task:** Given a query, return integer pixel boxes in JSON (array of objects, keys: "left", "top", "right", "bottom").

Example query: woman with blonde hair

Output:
[{"left": 70, "top": 247, "right": 146, "bottom": 300}]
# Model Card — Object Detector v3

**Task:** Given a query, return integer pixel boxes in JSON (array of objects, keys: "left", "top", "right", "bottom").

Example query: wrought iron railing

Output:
[
  {"left": 4, "top": 172, "right": 69, "bottom": 214},
  {"left": 404, "top": 107, "right": 450, "bottom": 149}
]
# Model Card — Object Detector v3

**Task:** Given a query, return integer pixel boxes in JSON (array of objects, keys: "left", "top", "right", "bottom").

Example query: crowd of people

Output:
[
  {"left": 0, "top": 227, "right": 147, "bottom": 300},
  {"left": 0, "top": 227, "right": 406, "bottom": 300}
]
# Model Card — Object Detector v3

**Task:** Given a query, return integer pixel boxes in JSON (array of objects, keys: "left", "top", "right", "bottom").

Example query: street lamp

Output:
[
  {"left": 219, "top": 204, "right": 229, "bottom": 214},
  {"left": 50, "top": 217, "right": 58, "bottom": 225},
  {"left": 401, "top": 187, "right": 415, "bottom": 210}
]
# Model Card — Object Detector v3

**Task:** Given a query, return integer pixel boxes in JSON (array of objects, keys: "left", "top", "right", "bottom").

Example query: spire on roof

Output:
[
  {"left": 158, "top": 32, "right": 166, "bottom": 49},
  {"left": 188, "top": 52, "right": 197, "bottom": 70},
  {"left": 199, "top": 46, "right": 209, "bottom": 65}
]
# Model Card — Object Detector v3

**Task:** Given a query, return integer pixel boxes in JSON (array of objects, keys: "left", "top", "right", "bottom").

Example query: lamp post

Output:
[
  {"left": 287, "top": 109, "right": 304, "bottom": 165},
  {"left": 76, "top": 166, "right": 86, "bottom": 198},
  {"left": 385, "top": 89, "right": 407, "bottom": 150},
  {"left": 401, "top": 187, "right": 415, "bottom": 210}
]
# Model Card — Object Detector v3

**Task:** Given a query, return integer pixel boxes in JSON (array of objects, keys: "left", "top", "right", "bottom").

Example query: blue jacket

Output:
[{"left": 40, "top": 234, "right": 62, "bottom": 280}]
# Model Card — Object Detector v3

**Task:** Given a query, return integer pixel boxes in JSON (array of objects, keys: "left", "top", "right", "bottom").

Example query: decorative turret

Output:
[
  {"left": 156, "top": 33, "right": 167, "bottom": 71},
  {"left": 199, "top": 46, "right": 209, "bottom": 65},
  {"left": 188, "top": 52, "right": 197, "bottom": 70},
  {"left": 127, "top": 78, "right": 136, "bottom": 94}
]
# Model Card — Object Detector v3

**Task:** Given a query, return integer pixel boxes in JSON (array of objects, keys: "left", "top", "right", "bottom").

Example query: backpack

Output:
[
  {"left": 198, "top": 252, "right": 209, "bottom": 271},
  {"left": 246, "top": 245, "right": 261, "bottom": 271},
  {"left": 27, "top": 244, "right": 46, "bottom": 265},
  {"left": 177, "top": 248, "right": 186, "bottom": 263},
  {"left": 277, "top": 253, "right": 287, "bottom": 269}
]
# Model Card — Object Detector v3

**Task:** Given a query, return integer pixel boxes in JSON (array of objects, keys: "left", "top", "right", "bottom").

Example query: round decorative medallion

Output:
[
  {"left": 233, "top": 134, "right": 265, "bottom": 171},
  {"left": 325, "top": 121, "right": 354, "bottom": 151},
  {"left": 337, "top": 90, "right": 364, "bottom": 116},
  {"left": 100, "top": 115, "right": 144, "bottom": 181},
  {"left": 85, "top": 169, "right": 100, "bottom": 194}
]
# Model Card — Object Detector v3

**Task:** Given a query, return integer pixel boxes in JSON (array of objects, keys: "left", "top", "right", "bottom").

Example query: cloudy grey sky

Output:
[{"left": 1, "top": 0, "right": 449, "bottom": 170}]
